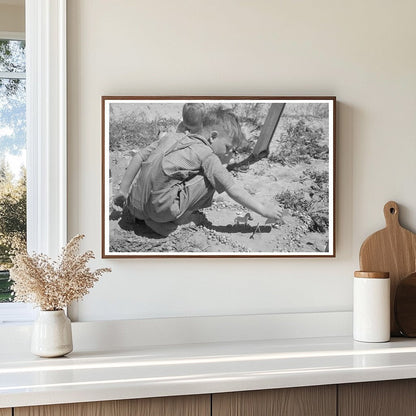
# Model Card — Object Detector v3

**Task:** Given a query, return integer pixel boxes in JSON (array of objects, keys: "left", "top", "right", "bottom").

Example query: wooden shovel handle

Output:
[{"left": 384, "top": 201, "right": 400, "bottom": 228}]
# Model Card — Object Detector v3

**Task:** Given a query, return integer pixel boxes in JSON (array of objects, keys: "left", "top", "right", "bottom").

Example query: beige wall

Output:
[
  {"left": 67, "top": 0, "right": 416, "bottom": 321},
  {"left": 0, "top": 4, "right": 24, "bottom": 33}
]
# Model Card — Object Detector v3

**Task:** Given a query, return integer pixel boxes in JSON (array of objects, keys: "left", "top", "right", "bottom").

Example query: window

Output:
[
  {"left": 0, "top": 1, "right": 67, "bottom": 324},
  {"left": 0, "top": 32, "right": 34, "bottom": 322},
  {"left": 0, "top": 35, "right": 26, "bottom": 304}
]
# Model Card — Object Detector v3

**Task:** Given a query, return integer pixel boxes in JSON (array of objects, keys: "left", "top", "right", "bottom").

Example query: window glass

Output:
[
  {"left": 0, "top": 39, "right": 26, "bottom": 303},
  {"left": 0, "top": 39, "right": 25, "bottom": 72}
]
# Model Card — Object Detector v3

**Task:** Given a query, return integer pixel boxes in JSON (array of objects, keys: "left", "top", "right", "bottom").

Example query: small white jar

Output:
[
  {"left": 31, "top": 310, "right": 73, "bottom": 357},
  {"left": 353, "top": 271, "right": 390, "bottom": 343}
]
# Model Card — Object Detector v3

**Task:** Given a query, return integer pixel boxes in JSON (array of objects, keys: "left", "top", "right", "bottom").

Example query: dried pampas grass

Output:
[{"left": 10, "top": 234, "right": 111, "bottom": 311}]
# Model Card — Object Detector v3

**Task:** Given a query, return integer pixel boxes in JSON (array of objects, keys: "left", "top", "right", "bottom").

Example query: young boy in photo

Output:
[{"left": 114, "top": 104, "right": 282, "bottom": 236}]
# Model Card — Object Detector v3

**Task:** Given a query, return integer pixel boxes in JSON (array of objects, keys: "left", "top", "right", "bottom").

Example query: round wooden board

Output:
[{"left": 395, "top": 272, "right": 416, "bottom": 337}]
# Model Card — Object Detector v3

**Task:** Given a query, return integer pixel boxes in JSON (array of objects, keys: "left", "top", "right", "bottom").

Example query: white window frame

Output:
[{"left": 0, "top": 0, "right": 67, "bottom": 324}]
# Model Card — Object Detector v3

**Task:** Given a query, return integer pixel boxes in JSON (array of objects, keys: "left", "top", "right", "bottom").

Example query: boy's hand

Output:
[
  {"left": 261, "top": 203, "right": 283, "bottom": 221},
  {"left": 113, "top": 192, "right": 127, "bottom": 208}
]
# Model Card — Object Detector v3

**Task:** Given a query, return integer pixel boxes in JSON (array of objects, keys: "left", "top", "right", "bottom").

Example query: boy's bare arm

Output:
[
  {"left": 226, "top": 183, "right": 282, "bottom": 220},
  {"left": 119, "top": 154, "right": 142, "bottom": 196},
  {"left": 113, "top": 154, "right": 142, "bottom": 207}
]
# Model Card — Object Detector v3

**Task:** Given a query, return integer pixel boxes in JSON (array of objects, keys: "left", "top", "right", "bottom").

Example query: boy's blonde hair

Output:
[
  {"left": 203, "top": 107, "right": 245, "bottom": 147},
  {"left": 181, "top": 103, "right": 205, "bottom": 133}
]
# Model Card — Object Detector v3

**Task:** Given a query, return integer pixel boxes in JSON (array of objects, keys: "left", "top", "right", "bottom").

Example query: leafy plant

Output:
[
  {"left": 0, "top": 40, "right": 26, "bottom": 157},
  {"left": 0, "top": 270, "right": 13, "bottom": 303},
  {"left": 269, "top": 119, "right": 328, "bottom": 166},
  {"left": 0, "top": 162, "right": 26, "bottom": 270},
  {"left": 109, "top": 108, "right": 178, "bottom": 151},
  {"left": 275, "top": 167, "right": 329, "bottom": 233},
  {"left": 276, "top": 189, "right": 328, "bottom": 233}
]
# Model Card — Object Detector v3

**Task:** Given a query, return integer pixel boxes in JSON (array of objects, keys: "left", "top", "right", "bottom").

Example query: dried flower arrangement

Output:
[{"left": 10, "top": 234, "right": 111, "bottom": 311}]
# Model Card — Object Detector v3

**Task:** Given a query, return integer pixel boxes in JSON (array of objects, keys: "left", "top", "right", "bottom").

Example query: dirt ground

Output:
[{"left": 108, "top": 116, "right": 330, "bottom": 255}]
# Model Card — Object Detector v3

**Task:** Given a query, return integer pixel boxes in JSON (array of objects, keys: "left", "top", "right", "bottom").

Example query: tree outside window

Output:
[{"left": 0, "top": 38, "right": 26, "bottom": 302}]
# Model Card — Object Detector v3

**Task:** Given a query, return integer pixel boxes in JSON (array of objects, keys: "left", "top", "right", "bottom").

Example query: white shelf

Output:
[{"left": 2, "top": 335, "right": 416, "bottom": 408}]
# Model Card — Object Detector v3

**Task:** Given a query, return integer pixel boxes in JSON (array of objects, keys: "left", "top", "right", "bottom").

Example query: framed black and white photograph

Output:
[{"left": 102, "top": 96, "right": 335, "bottom": 258}]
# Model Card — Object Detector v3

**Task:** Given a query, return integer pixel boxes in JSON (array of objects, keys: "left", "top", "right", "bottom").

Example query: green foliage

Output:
[
  {"left": 0, "top": 270, "right": 13, "bottom": 303},
  {"left": 0, "top": 40, "right": 26, "bottom": 157},
  {"left": 0, "top": 162, "right": 27, "bottom": 270},
  {"left": 0, "top": 158, "right": 14, "bottom": 183},
  {"left": 0, "top": 40, "right": 27, "bottom": 301},
  {"left": 269, "top": 119, "right": 328, "bottom": 166}
]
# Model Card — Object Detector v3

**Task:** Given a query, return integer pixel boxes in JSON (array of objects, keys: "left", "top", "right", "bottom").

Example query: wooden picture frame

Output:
[{"left": 102, "top": 96, "right": 336, "bottom": 258}]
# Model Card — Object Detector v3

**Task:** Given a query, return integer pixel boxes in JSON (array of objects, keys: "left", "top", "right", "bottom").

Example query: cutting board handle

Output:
[{"left": 384, "top": 201, "right": 400, "bottom": 228}]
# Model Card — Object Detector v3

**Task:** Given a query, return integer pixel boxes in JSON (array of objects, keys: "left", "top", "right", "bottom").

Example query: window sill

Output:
[{"left": 0, "top": 303, "right": 36, "bottom": 324}]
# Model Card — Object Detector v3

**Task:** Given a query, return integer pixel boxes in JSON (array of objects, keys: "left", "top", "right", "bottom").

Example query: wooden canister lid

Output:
[{"left": 354, "top": 271, "right": 389, "bottom": 279}]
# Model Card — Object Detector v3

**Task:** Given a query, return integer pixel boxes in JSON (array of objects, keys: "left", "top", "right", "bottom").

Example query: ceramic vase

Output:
[{"left": 31, "top": 310, "right": 73, "bottom": 357}]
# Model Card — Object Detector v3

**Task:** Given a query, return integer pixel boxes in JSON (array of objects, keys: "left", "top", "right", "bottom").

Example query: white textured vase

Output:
[{"left": 31, "top": 310, "right": 73, "bottom": 357}]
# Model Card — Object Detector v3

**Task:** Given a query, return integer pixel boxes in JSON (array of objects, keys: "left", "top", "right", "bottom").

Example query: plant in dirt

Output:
[
  {"left": 301, "top": 168, "right": 329, "bottom": 191},
  {"left": 276, "top": 167, "right": 329, "bottom": 233},
  {"left": 10, "top": 234, "right": 111, "bottom": 310},
  {"left": 269, "top": 119, "right": 328, "bottom": 166},
  {"left": 275, "top": 187, "right": 328, "bottom": 233}
]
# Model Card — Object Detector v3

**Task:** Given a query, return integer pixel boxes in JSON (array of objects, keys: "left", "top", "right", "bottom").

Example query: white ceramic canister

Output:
[{"left": 353, "top": 271, "right": 390, "bottom": 342}]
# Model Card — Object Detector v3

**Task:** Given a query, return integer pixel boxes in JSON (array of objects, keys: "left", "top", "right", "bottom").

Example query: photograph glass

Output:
[{"left": 102, "top": 97, "right": 335, "bottom": 257}]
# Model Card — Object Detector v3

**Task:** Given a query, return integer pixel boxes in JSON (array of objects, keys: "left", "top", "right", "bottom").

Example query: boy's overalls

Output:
[{"left": 127, "top": 133, "right": 216, "bottom": 225}]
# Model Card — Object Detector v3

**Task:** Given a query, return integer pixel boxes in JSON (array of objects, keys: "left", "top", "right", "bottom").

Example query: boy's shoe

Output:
[{"left": 144, "top": 218, "right": 178, "bottom": 237}]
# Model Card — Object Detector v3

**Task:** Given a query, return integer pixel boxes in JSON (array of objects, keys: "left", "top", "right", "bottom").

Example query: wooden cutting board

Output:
[
  {"left": 395, "top": 272, "right": 416, "bottom": 337},
  {"left": 359, "top": 201, "right": 416, "bottom": 336}
]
